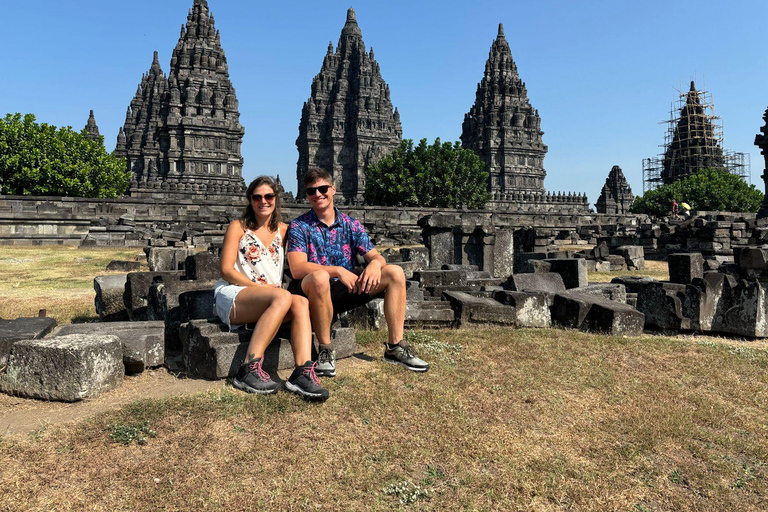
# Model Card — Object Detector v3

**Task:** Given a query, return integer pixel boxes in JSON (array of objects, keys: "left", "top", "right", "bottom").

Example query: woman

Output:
[{"left": 214, "top": 176, "right": 328, "bottom": 400}]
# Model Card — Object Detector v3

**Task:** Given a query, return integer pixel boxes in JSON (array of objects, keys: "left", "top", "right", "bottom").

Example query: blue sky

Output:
[{"left": 3, "top": 0, "right": 767, "bottom": 204}]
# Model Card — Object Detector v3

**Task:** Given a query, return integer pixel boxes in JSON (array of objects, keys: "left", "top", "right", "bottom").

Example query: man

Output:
[{"left": 287, "top": 167, "right": 429, "bottom": 377}]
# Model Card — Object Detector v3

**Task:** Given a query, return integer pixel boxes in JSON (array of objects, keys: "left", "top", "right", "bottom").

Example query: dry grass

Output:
[
  {"left": 589, "top": 259, "right": 670, "bottom": 283},
  {"left": 1, "top": 329, "right": 767, "bottom": 511},
  {"left": 0, "top": 246, "right": 147, "bottom": 323}
]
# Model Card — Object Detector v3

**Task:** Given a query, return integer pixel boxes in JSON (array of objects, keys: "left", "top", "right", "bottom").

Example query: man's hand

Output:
[
  {"left": 356, "top": 260, "right": 382, "bottom": 295},
  {"left": 336, "top": 267, "right": 359, "bottom": 293}
]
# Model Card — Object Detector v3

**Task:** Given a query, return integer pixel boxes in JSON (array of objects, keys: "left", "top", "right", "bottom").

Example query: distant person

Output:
[
  {"left": 672, "top": 200, "right": 679, "bottom": 219},
  {"left": 213, "top": 176, "right": 329, "bottom": 401},
  {"left": 286, "top": 167, "right": 429, "bottom": 377}
]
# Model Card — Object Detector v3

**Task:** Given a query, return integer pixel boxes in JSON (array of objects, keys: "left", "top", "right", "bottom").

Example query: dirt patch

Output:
[{"left": 0, "top": 368, "right": 224, "bottom": 436}]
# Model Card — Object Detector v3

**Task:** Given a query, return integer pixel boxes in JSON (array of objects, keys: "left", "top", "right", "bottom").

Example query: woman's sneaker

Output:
[
  {"left": 315, "top": 346, "right": 336, "bottom": 377},
  {"left": 285, "top": 361, "right": 330, "bottom": 401},
  {"left": 233, "top": 357, "right": 281, "bottom": 394},
  {"left": 383, "top": 341, "right": 429, "bottom": 372}
]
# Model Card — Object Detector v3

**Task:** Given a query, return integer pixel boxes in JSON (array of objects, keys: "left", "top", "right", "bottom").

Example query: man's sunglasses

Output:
[
  {"left": 305, "top": 185, "right": 330, "bottom": 196},
  {"left": 251, "top": 193, "right": 276, "bottom": 202}
]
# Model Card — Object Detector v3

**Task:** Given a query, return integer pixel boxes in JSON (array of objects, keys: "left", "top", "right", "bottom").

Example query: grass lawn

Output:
[{"left": 0, "top": 246, "right": 765, "bottom": 510}]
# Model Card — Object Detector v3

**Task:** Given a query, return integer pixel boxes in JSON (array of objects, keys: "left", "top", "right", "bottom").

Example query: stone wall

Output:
[{"left": 0, "top": 194, "right": 643, "bottom": 249}]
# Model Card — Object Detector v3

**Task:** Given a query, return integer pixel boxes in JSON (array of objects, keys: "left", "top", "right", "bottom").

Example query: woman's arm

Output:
[{"left": 220, "top": 220, "right": 258, "bottom": 287}]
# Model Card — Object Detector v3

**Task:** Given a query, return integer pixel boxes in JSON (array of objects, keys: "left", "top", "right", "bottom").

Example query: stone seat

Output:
[
  {"left": 551, "top": 291, "right": 645, "bottom": 336},
  {"left": 179, "top": 319, "right": 356, "bottom": 380}
]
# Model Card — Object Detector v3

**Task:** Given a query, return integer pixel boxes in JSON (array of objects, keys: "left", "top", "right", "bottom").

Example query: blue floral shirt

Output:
[{"left": 287, "top": 207, "right": 375, "bottom": 271}]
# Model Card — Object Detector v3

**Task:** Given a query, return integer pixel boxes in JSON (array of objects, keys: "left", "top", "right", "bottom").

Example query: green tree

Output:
[
  {"left": 0, "top": 113, "right": 129, "bottom": 197},
  {"left": 631, "top": 168, "right": 764, "bottom": 216},
  {"left": 364, "top": 138, "right": 491, "bottom": 209}
]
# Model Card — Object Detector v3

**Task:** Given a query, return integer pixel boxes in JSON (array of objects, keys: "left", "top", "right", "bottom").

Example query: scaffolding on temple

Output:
[{"left": 643, "top": 82, "right": 750, "bottom": 193}]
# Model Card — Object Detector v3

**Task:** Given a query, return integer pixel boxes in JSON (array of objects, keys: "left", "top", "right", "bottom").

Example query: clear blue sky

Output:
[{"left": 3, "top": 0, "right": 767, "bottom": 204}]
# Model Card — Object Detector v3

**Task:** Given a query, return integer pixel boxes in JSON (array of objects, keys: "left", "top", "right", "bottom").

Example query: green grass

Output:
[{"left": 1, "top": 328, "right": 767, "bottom": 510}]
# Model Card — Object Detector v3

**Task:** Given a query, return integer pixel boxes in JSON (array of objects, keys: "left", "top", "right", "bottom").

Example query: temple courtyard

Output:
[{"left": 0, "top": 246, "right": 766, "bottom": 511}]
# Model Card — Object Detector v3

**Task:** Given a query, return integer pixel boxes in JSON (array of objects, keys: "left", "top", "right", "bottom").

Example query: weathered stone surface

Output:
[
  {"left": 596, "top": 165, "right": 634, "bottom": 214},
  {"left": 668, "top": 253, "right": 704, "bottom": 284},
  {"left": 493, "top": 291, "right": 551, "bottom": 327},
  {"left": 1, "top": 334, "right": 123, "bottom": 402},
  {"left": 611, "top": 276, "right": 660, "bottom": 294},
  {"left": 180, "top": 319, "right": 356, "bottom": 379},
  {"left": 393, "top": 261, "right": 425, "bottom": 280},
  {"left": 543, "top": 258, "right": 588, "bottom": 289},
  {"left": 404, "top": 302, "right": 456, "bottom": 328},
  {"left": 185, "top": 251, "right": 220, "bottom": 281},
  {"left": 106, "top": 260, "right": 141, "bottom": 272},
  {"left": 504, "top": 273, "right": 565, "bottom": 293},
  {"left": 635, "top": 282, "right": 690, "bottom": 330},
  {"left": 551, "top": 291, "right": 644, "bottom": 335},
  {"left": 492, "top": 229, "right": 514, "bottom": 278},
  {"left": 54, "top": 321, "right": 164, "bottom": 373},
  {"left": 615, "top": 245, "right": 645, "bottom": 270},
  {"left": 577, "top": 283, "right": 627, "bottom": 304},
  {"left": 94, "top": 274, "right": 129, "bottom": 321},
  {"left": 0, "top": 317, "right": 58, "bottom": 367},
  {"left": 737, "top": 247, "right": 768, "bottom": 271},
  {"left": 147, "top": 247, "right": 196, "bottom": 272},
  {"left": 124, "top": 271, "right": 185, "bottom": 320},
  {"left": 400, "top": 247, "right": 429, "bottom": 266},
  {"left": 442, "top": 291, "right": 516, "bottom": 327},
  {"left": 604, "top": 254, "right": 627, "bottom": 272}
]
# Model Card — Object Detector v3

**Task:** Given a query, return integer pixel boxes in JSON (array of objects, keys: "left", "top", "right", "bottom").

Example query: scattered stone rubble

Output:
[{"left": 6, "top": 233, "right": 768, "bottom": 402}]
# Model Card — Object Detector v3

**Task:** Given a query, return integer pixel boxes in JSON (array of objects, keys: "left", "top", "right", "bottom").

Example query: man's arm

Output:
[{"left": 287, "top": 251, "right": 360, "bottom": 292}]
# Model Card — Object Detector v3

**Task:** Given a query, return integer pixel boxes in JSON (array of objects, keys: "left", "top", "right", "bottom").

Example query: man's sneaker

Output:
[
  {"left": 233, "top": 357, "right": 281, "bottom": 394},
  {"left": 316, "top": 346, "right": 336, "bottom": 377},
  {"left": 285, "top": 361, "right": 330, "bottom": 401},
  {"left": 383, "top": 341, "right": 429, "bottom": 372}
]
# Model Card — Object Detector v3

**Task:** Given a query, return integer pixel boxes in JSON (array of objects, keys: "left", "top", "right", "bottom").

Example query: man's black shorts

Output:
[{"left": 287, "top": 268, "right": 383, "bottom": 315}]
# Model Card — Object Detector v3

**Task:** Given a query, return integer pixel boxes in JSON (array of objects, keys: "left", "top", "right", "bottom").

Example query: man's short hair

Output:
[{"left": 304, "top": 167, "right": 332, "bottom": 187}]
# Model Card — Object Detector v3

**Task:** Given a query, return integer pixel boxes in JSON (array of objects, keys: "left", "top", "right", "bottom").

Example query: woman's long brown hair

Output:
[{"left": 241, "top": 176, "right": 282, "bottom": 233}]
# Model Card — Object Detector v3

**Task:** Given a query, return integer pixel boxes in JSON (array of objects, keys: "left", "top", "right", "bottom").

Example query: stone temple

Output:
[
  {"left": 114, "top": 0, "right": 245, "bottom": 200},
  {"left": 661, "top": 81, "right": 725, "bottom": 185},
  {"left": 461, "top": 24, "right": 549, "bottom": 206},
  {"left": 595, "top": 165, "right": 634, "bottom": 214},
  {"left": 83, "top": 110, "right": 101, "bottom": 144},
  {"left": 296, "top": 8, "right": 402, "bottom": 204}
]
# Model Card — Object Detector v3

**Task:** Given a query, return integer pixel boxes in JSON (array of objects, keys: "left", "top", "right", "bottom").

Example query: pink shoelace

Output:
[
  {"left": 302, "top": 361, "right": 321, "bottom": 386},
  {"left": 248, "top": 359, "right": 271, "bottom": 382}
]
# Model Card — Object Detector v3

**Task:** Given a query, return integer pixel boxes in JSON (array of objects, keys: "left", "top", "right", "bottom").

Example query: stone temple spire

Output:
[
  {"left": 120, "top": 0, "right": 245, "bottom": 200},
  {"left": 662, "top": 81, "right": 725, "bottom": 184},
  {"left": 116, "top": 51, "right": 168, "bottom": 185},
  {"left": 83, "top": 110, "right": 101, "bottom": 144},
  {"left": 461, "top": 23, "right": 548, "bottom": 201},
  {"left": 296, "top": 8, "right": 402, "bottom": 204},
  {"left": 595, "top": 165, "right": 634, "bottom": 214}
]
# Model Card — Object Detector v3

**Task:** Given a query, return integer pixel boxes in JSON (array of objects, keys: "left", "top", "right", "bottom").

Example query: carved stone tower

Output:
[
  {"left": 83, "top": 110, "right": 101, "bottom": 144},
  {"left": 662, "top": 81, "right": 725, "bottom": 185},
  {"left": 461, "top": 24, "right": 548, "bottom": 203},
  {"left": 296, "top": 8, "right": 402, "bottom": 204},
  {"left": 117, "top": 0, "right": 245, "bottom": 200},
  {"left": 595, "top": 165, "right": 634, "bottom": 214},
  {"left": 755, "top": 107, "right": 768, "bottom": 219}
]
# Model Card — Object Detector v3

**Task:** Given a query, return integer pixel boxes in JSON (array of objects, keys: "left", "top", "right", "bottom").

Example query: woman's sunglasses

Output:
[
  {"left": 251, "top": 193, "right": 276, "bottom": 202},
  {"left": 305, "top": 185, "right": 330, "bottom": 196}
]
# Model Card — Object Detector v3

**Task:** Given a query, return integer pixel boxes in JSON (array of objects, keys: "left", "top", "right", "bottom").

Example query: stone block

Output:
[
  {"left": 551, "top": 291, "right": 644, "bottom": 336},
  {"left": 123, "top": 271, "right": 185, "bottom": 320},
  {"left": 94, "top": 274, "right": 129, "bottom": 321},
  {"left": 577, "top": 283, "right": 627, "bottom": 304},
  {"left": 442, "top": 291, "right": 516, "bottom": 327},
  {"left": 504, "top": 273, "right": 565, "bottom": 293},
  {"left": 404, "top": 302, "right": 455, "bottom": 328},
  {"left": 180, "top": 319, "right": 356, "bottom": 379},
  {"left": 184, "top": 251, "right": 221, "bottom": 281},
  {"left": 493, "top": 291, "right": 551, "bottom": 328},
  {"left": 1, "top": 334, "right": 123, "bottom": 402},
  {"left": 543, "top": 258, "right": 588, "bottom": 289},
  {"left": 610, "top": 276, "right": 660, "bottom": 294},
  {"left": 0, "top": 317, "right": 58, "bottom": 367},
  {"left": 492, "top": 229, "right": 514, "bottom": 278},
  {"left": 399, "top": 246, "right": 429, "bottom": 266},
  {"left": 604, "top": 254, "right": 627, "bottom": 271},
  {"left": 147, "top": 247, "right": 196, "bottom": 272},
  {"left": 635, "top": 282, "right": 690, "bottom": 330},
  {"left": 668, "top": 253, "right": 704, "bottom": 284},
  {"left": 54, "top": 321, "right": 165, "bottom": 373},
  {"left": 594, "top": 260, "right": 611, "bottom": 272},
  {"left": 737, "top": 248, "right": 768, "bottom": 271},
  {"left": 393, "top": 260, "right": 425, "bottom": 279}
]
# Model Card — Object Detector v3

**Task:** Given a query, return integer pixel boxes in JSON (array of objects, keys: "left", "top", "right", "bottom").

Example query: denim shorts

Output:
[{"left": 213, "top": 279, "right": 246, "bottom": 331}]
